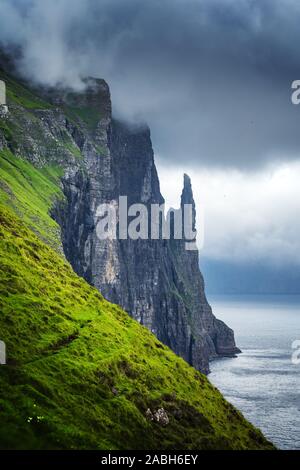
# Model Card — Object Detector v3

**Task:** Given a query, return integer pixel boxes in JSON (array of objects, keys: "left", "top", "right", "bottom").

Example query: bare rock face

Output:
[
  {"left": 0, "top": 68, "right": 240, "bottom": 373},
  {"left": 51, "top": 78, "right": 240, "bottom": 374},
  {"left": 0, "top": 71, "right": 239, "bottom": 374},
  {"left": 146, "top": 408, "right": 169, "bottom": 426}
]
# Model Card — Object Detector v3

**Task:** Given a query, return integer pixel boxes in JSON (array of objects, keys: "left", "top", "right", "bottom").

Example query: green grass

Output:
[
  {"left": 0, "top": 149, "right": 63, "bottom": 250},
  {"left": 0, "top": 120, "right": 15, "bottom": 145},
  {"left": 63, "top": 105, "right": 103, "bottom": 132},
  {"left": 63, "top": 138, "right": 82, "bottom": 159},
  {"left": 0, "top": 204, "right": 274, "bottom": 450},
  {"left": 0, "top": 68, "right": 84, "bottom": 164},
  {"left": 0, "top": 69, "right": 275, "bottom": 450},
  {"left": 0, "top": 69, "right": 52, "bottom": 110}
]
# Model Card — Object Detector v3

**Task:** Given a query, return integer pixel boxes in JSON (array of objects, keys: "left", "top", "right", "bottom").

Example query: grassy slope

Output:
[
  {"left": 0, "top": 149, "right": 63, "bottom": 251},
  {"left": 1, "top": 70, "right": 53, "bottom": 110},
  {"left": 0, "top": 205, "right": 273, "bottom": 450},
  {"left": 0, "top": 68, "right": 84, "bottom": 170},
  {"left": 0, "top": 71, "right": 274, "bottom": 450}
]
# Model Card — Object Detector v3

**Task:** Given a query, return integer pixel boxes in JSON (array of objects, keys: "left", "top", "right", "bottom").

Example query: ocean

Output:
[{"left": 208, "top": 295, "right": 300, "bottom": 450}]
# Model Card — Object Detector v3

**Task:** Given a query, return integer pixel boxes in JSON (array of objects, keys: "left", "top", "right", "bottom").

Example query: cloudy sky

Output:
[{"left": 1, "top": 0, "right": 300, "bottom": 268}]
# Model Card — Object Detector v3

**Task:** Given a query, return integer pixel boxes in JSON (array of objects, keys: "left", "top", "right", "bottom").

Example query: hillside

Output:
[
  {"left": 0, "top": 65, "right": 240, "bottom": 375},
  {"left": 0, "top": 204, "right": 274, "bottom": 450},
  {"left": 0, "top": 68, "right": 274, "bottom": 449}
]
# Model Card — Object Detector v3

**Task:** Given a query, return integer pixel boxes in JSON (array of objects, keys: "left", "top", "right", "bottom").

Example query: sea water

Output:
[{"left": 209, "top": 295, "right": 300, "bottom": 450}]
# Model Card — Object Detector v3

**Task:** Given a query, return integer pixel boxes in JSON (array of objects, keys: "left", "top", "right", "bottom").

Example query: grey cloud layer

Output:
[{"left": 1, "top": 0, "right": 300, "bottom": 168}]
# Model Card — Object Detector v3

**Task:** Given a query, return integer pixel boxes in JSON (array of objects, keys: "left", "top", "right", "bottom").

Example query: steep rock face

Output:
[
  {"left": 0, "top": 68, "right": 240, "bottom": 373},
  {"left": 52, "top": 79, "right": 240, "bottom": 373}
]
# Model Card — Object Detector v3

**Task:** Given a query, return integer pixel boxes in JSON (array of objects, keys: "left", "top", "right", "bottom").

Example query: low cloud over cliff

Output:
[
  {"left": 1, "top": 0, "right": 300, "bottom": 269},
  {"left": 1, "top": 0, "right": 300, "bottom": 169}
]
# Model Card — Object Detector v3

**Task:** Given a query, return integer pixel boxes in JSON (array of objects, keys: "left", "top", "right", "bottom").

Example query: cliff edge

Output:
[{"left": 48, "top": 78, "right": 240, "bottom": 373}]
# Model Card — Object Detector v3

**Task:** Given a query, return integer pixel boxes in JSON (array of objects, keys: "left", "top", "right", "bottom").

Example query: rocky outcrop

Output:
[
  {"left": 51, "top": 79, "right": 240, "bottom": 374},
  {"left": 0, "top": 71, "right": 240, "bottom": 373}
]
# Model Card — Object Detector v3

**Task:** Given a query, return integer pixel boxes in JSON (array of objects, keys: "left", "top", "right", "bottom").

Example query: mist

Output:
[
  {"left": 1, "top": 0, "right": 300, "bottom": 168},
  {"left": 158, "top": 160, "right": 300, "bottom": 267},
  {"left": 1, "top": 0, "right": 300, "bottom": 268}
]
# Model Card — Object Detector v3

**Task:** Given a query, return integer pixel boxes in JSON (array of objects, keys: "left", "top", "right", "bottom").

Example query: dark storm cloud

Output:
[{"left": 1, "top": 0, "right": 300, "bottom": 168}]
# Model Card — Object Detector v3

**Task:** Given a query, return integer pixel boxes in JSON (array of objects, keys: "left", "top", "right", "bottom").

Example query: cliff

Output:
[
  {"left": 0, "top": 68, "right": 273, "bottom": 449},
  {"left": 49, "top": 78, "right": 240, "bottom": 373},
  {"left": 0, "top": 203, "right": 272, "bottom": 450},
  {"left": 0, "top": 70, "right": 239, "bottom": 373}
]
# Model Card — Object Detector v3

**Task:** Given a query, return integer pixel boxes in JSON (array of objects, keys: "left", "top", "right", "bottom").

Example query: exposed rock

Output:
[
  {"left": 146, "top": 408, "right": 154, "bottom": 421},
  {"left": 153, "top": 408, "right": 169, "bottom": 426},
  {"left": 146, "top": 408, "right": 169, "bottom": 426},
  {"left": 0, "top": 105, "right": 8, "bottom": 117},
  {"left": 52, "top": 79, "right": 240, "bottom": 373},
  {"left": 0, "top": 132, "right": 7, "bottom": 151},
  {"left": 0, "top": 73, "right": 240, "bottom": 374}
]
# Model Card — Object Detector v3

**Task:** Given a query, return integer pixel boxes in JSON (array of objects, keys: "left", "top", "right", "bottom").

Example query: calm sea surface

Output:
[{"left": 208, "top": 295, "right": 300, "bottom": 450}]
